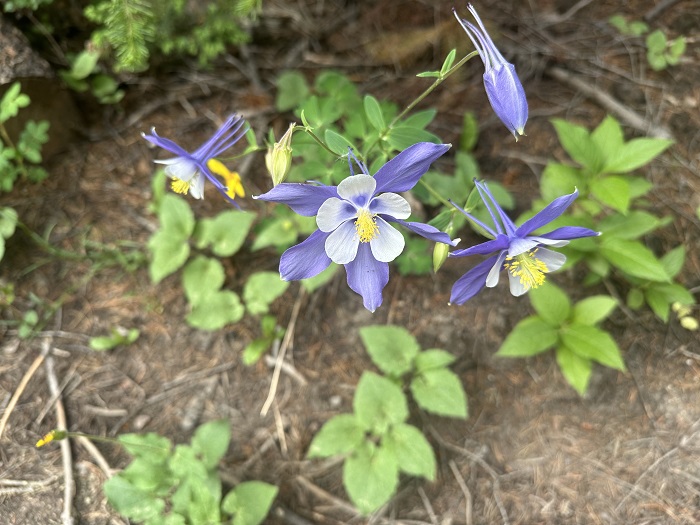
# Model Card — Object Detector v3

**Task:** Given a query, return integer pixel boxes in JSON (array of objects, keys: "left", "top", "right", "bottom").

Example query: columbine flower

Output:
[
  {"left": 255, "top": 143, "right": 459, "bottom": 312},
  {"left": 453, "top": 4, "right": 528, "bottom": 139},
  {"left": 449, "top": 180, "right": 599, "bottom": 304},
  {"left": 142, "top": 114, "right": 247, "bottom": 204}
]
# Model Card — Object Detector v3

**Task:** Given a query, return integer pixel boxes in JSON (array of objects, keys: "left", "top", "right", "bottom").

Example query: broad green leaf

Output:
[
  {"left": 186, "top": 290, "right": 244, "bottom": 330},
  {"left": 539, "top": 163, "right": 583, "bottom": 203},
  {"left": 529, "top": 282, "right": 571, "bottom": 326},
  {"left": 590, "top": 176, "right": 630, "bottom": 213},
  {"left": 118, "top": 433, "right": 172, "bottom": 461},
  {"left": 551, "top": 118, "right": 602, "bottom": 172},
  {"left": 192, "top": 420, "right": 230, "bottom": 469},
  {"left": 599, "top": 210, "right": 666, "bottom": 240},
  {"left": 496, "top": 316, "right": 558, "bottom": 357},
  {"left": 667, "top": 36, "right": 686, "bottom": 63},
  {"left": 147, "top": 230, "right": 190, "bottom": 283},
  {"left": 383, "top": 423, "right": 435, "bottom": 480},
  {"left": 410, "top": 368, "right": 467, "bottom": 418},
  {"left": 71, "top": 49, "right": 100, "bottom": 79},
  {"left": 354, "top": 372, "right": 408, "bottom": 434},
  {"left": 169, "top": 445, "right": 208, "bottom": 481},
  {"left": 243, "top": 271, "right": 289, "bottom": 315},
  {"left": 120, "top": 456, "right": 172, "bottom": 492},
  {"left": 307, "top": 414, "right": 365, "bottom": 458},
  {"left": 363, "top": 95, "right": 385, "bottom": 131},
  {"left": 561, "top": 324, "right": 626, "bottom": 370},
  {"left": 242, "top": 337, "right": 272, "bottom": 366},
  {"left": 604, "top": 137, "right": 673, "bottom": 174},
  {"left": 413, "top": 349, "right": 456, "bottom": 372},
  {"left": 194, "top": 210, "right": 255, "bottom": 257},
  {"left": 661, "top": 245, "right": 685, "bottom": 279},
  {"left": 572, "top": 296, "right": 618, "bottom": 325},
  {"left": 104, "top": 476, "right": 165, "bottom": 521},
  {"left": 182, "top": 256, "right": 225, "bottom": 306},
  {"left": 600, "top": 238, "right": 670, "bottom": 282},
  {"left": 627, "top": 287, "right": 645, "bottom": 309},
  {"left": 385, "top": 126, "right": 440, "bottom": 151},
  {"left": 555, "top": 346, "right": 592, "bottom": 396},
  {"left": 645, "top": 283, "right": 695, "bottom": 322},
  {"left": 324, "top": 129, "right": 355, "bottom": 156},
  {"left": 0, "top": 82, "right": 30, "bottom": 123},
  {"left": 343, "top": 442, "right": 399, "bottom": 515},
  {"left": 222, "top": 481, "right": 278, "bottom": 525},
  {"left": 402, "top": 109, "right": 437, "bottom": 129},
  {"left": 301, "top": 263, "right": 338, "bottom": 293},
  {"left": 0, "top": 207, "right": 18, "bottom": 238},
  {"left": 646, "top": 29, "right": 666, "bottom": 52},
  {"left": 159, "top": 194, "right": 195, "bottom": 238},
  {"left": 276, "top": 71, "right": 309, "bottom": 112},
  {"left": 591, "top": 115, "right": 624, "bottom": 165},
  {"left": 359, "top": 325, "right": 420, "bottom": 377}
]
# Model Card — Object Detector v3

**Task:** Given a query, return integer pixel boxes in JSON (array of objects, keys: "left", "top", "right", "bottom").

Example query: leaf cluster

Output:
[
  {"left": 104, "top": 420, "right": 277, "bottom": 525},
  {"left": 607, "top": 16, "right": 685, "bottom": 72}
]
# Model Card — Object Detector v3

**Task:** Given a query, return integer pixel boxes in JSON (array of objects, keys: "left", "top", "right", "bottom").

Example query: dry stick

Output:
[
  {"left": 261, "top": 287, "right": 306, "bottom": 416},
  {"left": 417, "top": 486, "right": 437, "bottom": 525},
  {"left": 0, "top": 345, "right": 50, "bottom": 440},
  {"left": 44, "top": 348, "right": 75, "bottom": 525},
  {"left": 76, "top": 436, "right": 113, "bottom": 478},
  {"left": 547, "top": 67, "right": 674, "bottom": 140},
  {"left": 449, "top": 459, "right": 474, "bottom": 525}
]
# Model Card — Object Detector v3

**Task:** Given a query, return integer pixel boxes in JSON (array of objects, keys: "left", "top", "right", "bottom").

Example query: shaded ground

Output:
[{"left": 2, "top": 0, "right": 700, "bottom": 524}]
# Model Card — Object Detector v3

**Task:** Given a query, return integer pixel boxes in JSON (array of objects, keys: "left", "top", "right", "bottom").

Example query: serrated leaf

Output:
[
  {"left": 555, "top": 346, "right": 592, "bottom": 396},
  {"left": 600, "top": 238, "right": 670, "bottom": 282},
  {"left": 222, "top": 481, "right": 278, "bottom": 525},
  {"left": 363, "top": 95, "right": 385, "bottom": 132},
  {"left": 359, "top": 325, "right": 420, "bottom": 377},
  {"left": 413, "top": 349, "right": 456, "bottom": 372},
  {"left": 529, "top": 282, "right": 571, "bottom": 326},
  {"left": 307, "top": 414, "right": 365, "bottom": 458},
  {"left": 590, "top": 175, "right": 630, "bottom": 213},
  {"left": 192, "top": 420, "right": 230, "bottom": 469},
  {"left": 186, "top": 290, "right": 244, "bottom": 330},
  {"left": 343, "top": 442, "right": 399, "bottom": 515},
  {"left": 243, "top": 271, "right": 289, "bottom": 315},
  {"left": 182, "top": 256, "right": 225, "bottom": 306},
  {"left": 410, "top": 368, "right": 467, "bottom": 418},
  {"left": 496, "top": 316, "right": 558, "bottom": 357},
  {"left": 604, "top": 137, "right": 673, "bottom": 173},
  {"left": 571, "top": 296, "right": 617, "bottom": 325},
  {"left": 194, "top": 210, "right": 254, "bottom": 257},
  {"left": 561, "top": 324, "right": 626, "bottom": 370},
  {"left": 354, "top": 372, "right": 408, "bottom": 434},
  {"left": 383, "top": 423, "right": 435, "bottom": 480}
]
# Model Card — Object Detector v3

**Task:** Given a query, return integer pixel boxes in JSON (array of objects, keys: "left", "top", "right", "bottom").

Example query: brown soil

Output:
[{"left": 2, "top": 1, "right": 700, "bottom": 524}]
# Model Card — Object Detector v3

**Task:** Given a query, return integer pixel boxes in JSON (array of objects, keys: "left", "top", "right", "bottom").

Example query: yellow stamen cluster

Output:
[
  {"left": 355, "top": 209, "right": 379, "bottom": 243},
  {"left": 207, "top": 159, "right": 245, "bottom": 200},
  {"left": 504, "top": 249, "right": 549, "bottom": 290},
  {"left": 171, "top": 178, "right": 190, "bottom": 195}
]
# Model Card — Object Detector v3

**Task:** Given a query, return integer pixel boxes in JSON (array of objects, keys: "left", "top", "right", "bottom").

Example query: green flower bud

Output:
[
  {"left": 433, "top": 242, "right": 450, "bottom": 273},
  {"left": 266, "top": 123, "right": 295, "bottom": 186}
]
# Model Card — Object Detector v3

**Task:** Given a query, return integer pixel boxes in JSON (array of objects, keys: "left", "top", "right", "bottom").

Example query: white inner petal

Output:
[
  {"left": 528, "top": 236, "right": 570, "bottom": 248},
  {"left": 370, "top": 192, "right": 411, "bottom": 219},
  {"left": 535, "top": 248, "right": 567, "bottom": 272},
  {"left": 507, "top": 237, "right": 539, "bottom": 257},
  {"left": 508, "top": 273, "right": 528, "bottom": 296},
  {"left": 188, "top": 173, "right": 205, "bottom": 199},
  {"left": 485, "top": 252, "right": 507, "bottom": 288},
  {"left": 325, "top": 221, "right": 360, "bottom": 264},
  {"left": 156, "top": 157, "right": 198, "bottom": 181},
  {"left": 316, "top": 197, "right": 357, "bottom": 232},
  {"left": 369, "top": 217, "right": 405, "bottom": 262},
  {"left": 337, "top": 174, "right": 376, "bottom": 206}
]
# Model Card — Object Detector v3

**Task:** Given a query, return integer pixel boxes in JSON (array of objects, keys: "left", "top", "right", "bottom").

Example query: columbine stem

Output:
[
  {"left": 297, "top": 125, "right": 340, "bottom": 158},
  {"left": 419, "top": 179, "right": 454, "bottom": 209}
]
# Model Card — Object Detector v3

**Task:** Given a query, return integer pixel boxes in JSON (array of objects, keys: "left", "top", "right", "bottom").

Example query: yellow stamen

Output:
[
  {"left": 171, "top": 177, "right": 190, "bottom": 195},
  {"left": 207, "top": 158, "right": 245, "bottom": 200},
  {"left": 355, "top": 209, "right": 379, "bottom": 243},
  {"left": 503, "top": 248, "right": 549, "bottom": 290}
]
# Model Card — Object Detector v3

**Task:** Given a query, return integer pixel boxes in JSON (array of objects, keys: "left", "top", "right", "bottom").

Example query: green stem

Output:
[
  {"left": 298, "top": 125, "right": 339, "bottom": 158},
  {"left": 0, "top": 122, "right": 26, "bottom": 175},
  {"left": 418, "top": 179, "right": 454, "bottom": 209}
]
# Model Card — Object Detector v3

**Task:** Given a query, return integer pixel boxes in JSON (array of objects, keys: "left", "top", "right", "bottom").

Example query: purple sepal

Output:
[
  {"left": 279, "top": 229, "right": 332, "bottom": 280},
  {"left": 255, "top": 183, "right": 338, "bottom": 216},
  {"left": 373, "top": 142, "right": 450, "bottom": 194},
  {"left": 449, "top": 255, "right": 500, "bottom": 305},
  {"left": 516, "top": 190, "right": 579, "bottom": 236},
  {"left": 344, "top": 243, "right": 389, "bottom": 313},
  {"left": 538, "top": 226, "right": 600, "bottom": 241},
  {"left": 388, "top": 218, "right": 459, "bottom": 246},
  {"left": 450, "top": 235, "right": 509, "bottom": 257}
]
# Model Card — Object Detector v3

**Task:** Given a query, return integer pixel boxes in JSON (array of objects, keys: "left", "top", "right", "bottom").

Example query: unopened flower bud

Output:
[
  {"left": 266, "top": 123, "right": 295, "bottom": 186},
  {"left": 433, "top": 242, "right": 450, "bottom": 272}
]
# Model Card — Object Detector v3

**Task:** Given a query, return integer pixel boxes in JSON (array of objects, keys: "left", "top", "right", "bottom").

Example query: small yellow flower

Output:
[
  {"left": 207, "top": 159, "right": 245, "bottom": 200},
  {"left": 36, "top": 430, "right": 66, "bottom": 447}
]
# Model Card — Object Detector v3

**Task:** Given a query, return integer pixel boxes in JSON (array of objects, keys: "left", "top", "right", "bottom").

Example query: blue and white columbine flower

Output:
[
  {"left": 255, "top": 143, "right": 459, "bottom": 312},
  {"left": 453, "top": 4, "right": 528, "bottom": 139},
  {"left": 142, "top": 114, "right": 247, "bottom": 204},
  {"left": 449, "top": 180, "right": 599, "bottom": 304}
]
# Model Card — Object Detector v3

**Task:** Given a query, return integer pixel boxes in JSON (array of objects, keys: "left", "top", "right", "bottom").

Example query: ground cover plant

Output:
[{"left": 1, "top": 0, "right": 699, "bottom": 524}]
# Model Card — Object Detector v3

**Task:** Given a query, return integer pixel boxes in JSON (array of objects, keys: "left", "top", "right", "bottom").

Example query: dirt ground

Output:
[{"left": 2, "top": 0, "right": 700, "bottom": 524}]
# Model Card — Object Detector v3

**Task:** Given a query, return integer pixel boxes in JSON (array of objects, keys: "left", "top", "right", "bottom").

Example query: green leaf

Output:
[
  {"left": 529, "top": 282, "right": 571, "bottom": 326},
  {"left": 194, "top": 210, "right": 255, "bottom": 257},
  {"left": 599, "top": 210, "right": 666, "bottom": 240},
  {"left": 147, "top": 230, "right": 190, "bottom": 283},
  {"left": 590, "top": 175, "right": 630, "bottom": 213},
  {"left": 627, "top": 287, "right": 645, "bottom": 310},
  {"left": 243, "top": 271, "right": 289, "bottom": 315},
  {"left": 242, "top": 337, "right": 272, "bottom": 365},
  {"left": 159, "top": 194, "right": 195, "bottom": 238},
  {"left": 359, "top": 325, "right": 421, "bottom": 377},
  {"left": 0, "top": 82, "right": 31, "bottom": 123},
  {"left": 182, "top": 256, "right": 225, "bottom": 306},
  {"left": 385, "top": 126, "right": 440, "bottom": 151},
  {"left": 413, "top": 349, "right": 456, "bottom": 373},
  {"left": 646, "top": 29, "right": 666, "bottom": 52},
  {"left": 561, "top": 324, "right": 626, "bottom": 370},
  {"left": 383, "top": 423, "right": 435, "bottom": 480},
  {"left": 186, "top": 290, "right": 244, "bottom": 330},
  {"left": 459, "top": 111, "right": 479, "bottom": 152},
  {"left": 222, "top": 481, "right": 278, "bottom": 525},
  {"left": 440, "top": 48, "right": 457, "bottom": 76},
  {"left": 192, "top": 420, "right": 230, "bottom": 469},
  {"left": 410, "top": 368, "right": 467, "bottom": 418},
  {"left": 600, "top": 237, "right": 670, "bottom": 282},
  {"left": 555, "top": 346, "right": 592, "bottom": 396},
  {"left": 591, "top": 115, "right": 624, "bottom": 165},
  {"left": 363, "top": 95, "right": 386, "bottom": 132},
  {"left": 402, "top": 109, "right": 437, "bottom": 129},
  {"left": 307, "top": 414, "right": 365, "bottom": 458},
  {"left": 496, "top": 316, "right": 558, "bottom": 357},
  {"left": 539, "top": 163, "right": 583, "bottom": 203},
  {"left": 551, "top": 118, "right": 602, "bottom": 172},
  {"left": 571, "top": 296, "right": 618, "bottom": 325},
  {"left": 343, "top": 442, "right": 399, "bottom": 515},
  {"left": 301, "top": 263, "right": 338, "bottom": 293},
  {"left": 70, "top": 49, "right": 100, "bottom": 80},
  {"left": 667, "top": 36, "right": 686, "bottom": 62},
  {"left": 645, "top": 283, "right": 695, "bottom": 322},
  {"left": 661, "top": 245, "right": 685, "bottom": 278},
  {"left": 604, "top": 137, "right": 673, "bottom": 174},
  {"left": 276, "top": 71, "right": 309, "bottom": 112},
  {"left": 104, "top": 476, "right": 165, "bottom": 521},
  {"left": 354, "top": 372, "right": 408, "bottom": 434},
  {"left": 0, "top": 207, "right": 18, "bottom": 238},
  {"left": 118, "top": 433, "right": 172, "bottom": 462},
  {"left": 324, "top": 129, "right": 355, "bottom": 156}
]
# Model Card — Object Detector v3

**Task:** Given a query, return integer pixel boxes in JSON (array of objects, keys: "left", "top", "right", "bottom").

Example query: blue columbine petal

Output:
[
  {"left": 279, "top": 229, "right": 332, "bottom": 281},
  {"left": 450, "top": 254, "right": 500, "bottom": 305},
  {"left": 142, "top": 130, "right": 192, "bottom": 158},
  {"left": 389, "top": 219, "right": 461, "bottom": 246},
  {"left": 450, "top": 234, "right": 509, "bottom": 257},
  {"left": 194, "top": 115, "right": 247, "bottom": 159},
  {"left": 373, "top": 142, "right": 451, "bottom": 194},
  {"left": 515, "top": 189, "right": 579, "bottom": 236},
  {"left": 345, "top": 243, "right": 389, "bottom": 313},
  {"left": 254, "top": 183, "right": 339, "bottom": 216},
  {"left": 538, "top": 226, "right": 600, "bottom": 241}
]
